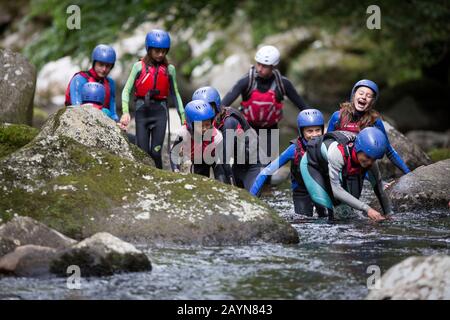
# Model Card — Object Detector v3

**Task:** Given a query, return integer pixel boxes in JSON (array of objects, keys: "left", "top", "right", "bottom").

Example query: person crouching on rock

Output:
[
  {"left": 192, "top": 86, "right": 262, "bottom": 190},
  {"left": 170, "top": 100, "right": 232, "bottom": 183},
  {"left": 300, "top": 127, "right": 393, "bottom": 221},
  {"left": 250, "top": 109, "right": 329, "bottom": 218},
  {"left": 119, "top": 29, "right": 186, "bottom": 169},
  {"left": 327, "top": 79, "right": 410, "bottom": 176},
  {"left": 65, "top": 44, "right": 119, "bottom": 122}
]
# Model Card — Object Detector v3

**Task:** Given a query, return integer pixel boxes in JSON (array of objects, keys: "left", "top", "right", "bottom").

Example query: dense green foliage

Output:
[{"left": 22, "top": 0, "right": 450, "bottom": 84}]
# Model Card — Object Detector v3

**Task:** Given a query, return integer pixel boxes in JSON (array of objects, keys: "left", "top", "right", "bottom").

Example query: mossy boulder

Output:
[
  {"left": 0, "top": 107, "right": 298, "bottom": 245},
  {"left": 0, "top": 123, "right": 39, "bottom": 158}
]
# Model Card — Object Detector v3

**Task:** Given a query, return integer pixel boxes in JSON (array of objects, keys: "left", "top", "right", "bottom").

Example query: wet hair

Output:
[
  {"left": 338, "top": 100, "right": 380, "bottom": 130},
  {"left": 143, "top": 48, "right": 169, "bottom": 66}
]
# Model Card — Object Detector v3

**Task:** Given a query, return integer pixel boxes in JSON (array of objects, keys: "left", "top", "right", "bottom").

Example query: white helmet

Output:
[{"left": 255, "top": 45, "right": 280, "bottom": 66}]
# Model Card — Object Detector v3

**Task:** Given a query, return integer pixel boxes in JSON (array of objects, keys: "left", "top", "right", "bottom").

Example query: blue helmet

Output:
[
  {"left": 81, "top": 82, "right": 105, "bottom": 105},
  {"left": 185, "top": 100, "right": 216, "bottom": 130},
  {"left": 350, "top": 79, "right": 379, "bottom": 102},
  {"left": 192, "top": 86, "right": 222, "bottom": 114},
  {"left": 297, "top": 109, "right": 324, "bottom": 136},
  {"left": 145, "top": 29, "right": 171, "bottom": 51},
  {"left": 92, "top": 44, "right": 116, "bottom": 65},
  {"left": 355, "top": 127, "right": 387, "bottom": 160}
]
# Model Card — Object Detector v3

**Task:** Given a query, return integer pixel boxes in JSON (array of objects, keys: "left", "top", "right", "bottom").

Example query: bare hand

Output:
[
  {"left": 367, "top": 208, "right": 386, "bottom": 222},
  {"left": 120, "top": 113, "right": 131, "bottom": 130}
]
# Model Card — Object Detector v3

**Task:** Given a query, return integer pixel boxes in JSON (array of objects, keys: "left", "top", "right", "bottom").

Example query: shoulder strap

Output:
[
  {"left": 273, "top": 68, "right": 286, "bottom": 97},
  {"left": 243, "top": 66, "right": 257, "bottom": 100}
]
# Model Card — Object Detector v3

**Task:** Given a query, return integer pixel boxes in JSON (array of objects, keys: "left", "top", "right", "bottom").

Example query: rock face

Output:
[
  {"left": 0, "top": 49, "right": 36, "bottom": 125},
  {"left": 50, "top": 232, "right": 151, "bottom": 277},
  {"left": 384, "top": 159, "right": 450, "bottom": 212},
  {"left": 0, "top": 216, "right": 76, "bottom": 253},
  {"left": 0, "top": 245, "right": 59, "bottom": 277},
  {"left": 378, "top": 121, "right": 432, "bottom": 179},
  {"left": 406, "top": 130, "right": 450, "bottom": 152},
  {"left": 0, "top": 107, "right": 298, "bottom": 245},
  {"left": 367, "top": 255, "right": 450, "bottom": 300}
]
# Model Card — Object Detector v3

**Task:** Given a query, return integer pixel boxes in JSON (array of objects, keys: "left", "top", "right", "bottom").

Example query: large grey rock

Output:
[
  {"left": 378, "top": 121, "right": 432, "bottom": 179},
  {"left": 367, "top": 255, "right": 450, "bottom": 300},
  {"left": 0, "top": 49, "right": 36, "bottom": 125},
  {"left": 0, "top": 237, "right": 17, "bottom": 257},
  {"left": 50, "top": 232, "right": 151, "bottom": 277},
  {"left": 0, "top": 107, "right": 298, "bottom": 245},
  {"left": 37, "top": 106, "right": 149, "bottom": 163},
  {"left": 406, "top": 130, "right": 450, "bottom": 152},
  {"left": 384, "top": 159, "right": 450, "bottom": 212},
  {"left": 0, "top": 216, "right": 76, "bottom": 256},
  {"left": 0, "top": 245, "right": 59, "bottom": 277}
]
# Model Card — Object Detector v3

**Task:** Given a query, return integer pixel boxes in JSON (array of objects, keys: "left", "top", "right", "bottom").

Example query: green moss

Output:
[
  {"left": 428, "top": 148, "right": 450, "bottom": 162},
  {"left": 0, "top": 124, "right": 39, "bottom": 158}
]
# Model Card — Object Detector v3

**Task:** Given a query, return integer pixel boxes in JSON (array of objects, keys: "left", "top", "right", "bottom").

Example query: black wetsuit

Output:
[{"left": 216, "top": 107, "right": 262, "bottom": 191}]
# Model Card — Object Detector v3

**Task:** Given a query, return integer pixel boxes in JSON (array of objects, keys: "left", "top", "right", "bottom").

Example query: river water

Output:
[{"left": 0, "top": 182, "right": 449, "bottom": 300}]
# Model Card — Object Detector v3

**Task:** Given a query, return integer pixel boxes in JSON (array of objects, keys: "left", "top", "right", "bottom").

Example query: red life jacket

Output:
[
  {"left": 240, "top": 67, "right": 286, "bottom": 128},
  {"left": 81, "top": 103, "right": 102, "bottom": 110},
  {"left": 293, "top": 138, "right": 306, "bottom": 167},
  {"left": 291, "top": 137, "right": 306, "bottom": 185},
  {"left": 189, "top": 126, "right": 218, "bottom": 162},
  {"left": 65, "top": 68, "right": 111, "bottom": 107},
  {"left": 335, "top": 110, "right": 361, "bottom": 133},
  {"left": 337, "top": 142, "right": 364, "bottom": 177},
  {"left": 134, "top": 61, "right": 170, "bottom": 100}
]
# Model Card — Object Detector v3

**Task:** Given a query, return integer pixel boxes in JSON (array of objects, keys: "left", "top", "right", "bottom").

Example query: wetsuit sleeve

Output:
[
  {"left": 374, "top": 119, "right": 410, "bottom": 174},
  {"left": 221, "top": 75, "right": 249, "bottom": 107},
  {"left": 328, "top": 142, "right": 370, "bottom": 213},
  {"left": 367, "top": 162, "right": 393, "bottom": 215},
  {"left": 282, "top": 77, "right": 308, "bottom": 110},
  {"left": 121, "top": 61, "right": 142, "bottom": 114},
  {"left": 326, "top": 111, "right": 340, "bottom": 133},
  {"left": 69, "top": 74, "right": 88, "bottom": 105},
  {"left": 168, "top": 64, "right": 186, "bottom": 124},
  {"left": 250, "top": 144, "right": 295, "bottom": 196},
  {"left": 107, "top": 78, "right": 119, "bottom": 122}
]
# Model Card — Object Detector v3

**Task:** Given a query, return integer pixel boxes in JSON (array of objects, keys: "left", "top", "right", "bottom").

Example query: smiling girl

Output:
[{"left": 327, "top": 79, "right": 410, "bottom": 175}]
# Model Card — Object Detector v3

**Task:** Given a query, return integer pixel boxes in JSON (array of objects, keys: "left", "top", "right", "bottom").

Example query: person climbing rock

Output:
[
  {"left": 222, "top": 45, "right": 308, "bottom": 161},
  {"left": 251, "top": 109, "right": 328, "bottom": 217},
  {"left": 300, "top": 127, "right": 393, "bottom": 221},
  {"left": 120, "top": 29, "right": 185, "bottom": 169},
  {"left": 74, "top": 82, "right": 117, "bottom": 121},
  {"left": 192, "top": 86, "right": 261, "bottom": 190},
  {"left": 170, "top": 100, "right": 229, "bottom": 182},
  {"left": 65, "top": 44, "right": 119, "bottom": 122}
]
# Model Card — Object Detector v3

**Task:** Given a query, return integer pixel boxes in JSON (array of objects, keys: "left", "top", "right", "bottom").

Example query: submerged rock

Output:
[
  {"left": 0, "top": 216, "right": 76, "bottom": 256},
  {"left": 0, "top": 245, "right": 59, "bottom": 277},
  {"left": 0, "top": 49, "right": 36, "bottom": 125},
  {"left": 50, "top": 232, "right": 151, "bottom": 277},
  {"left": 367, "top": 255, "right": 450, "bottom": 300},
  {"left": 385, "top": 159, "right": 450, "bottom": 212},
  {"left": 0, "top": 107, "right": 298, "bottom": 245},
  {"left": 378, "top": 121, "right": 432, "bottom": 179}
]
